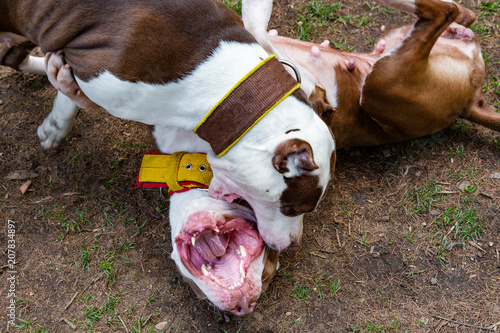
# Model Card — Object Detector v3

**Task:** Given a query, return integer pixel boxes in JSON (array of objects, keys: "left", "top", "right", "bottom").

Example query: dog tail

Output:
[{"left": 461, "top": 104, "right": 500, "bottom": 132}]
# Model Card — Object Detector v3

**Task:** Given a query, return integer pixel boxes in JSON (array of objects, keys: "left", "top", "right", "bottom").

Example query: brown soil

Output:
[{"left": 1, "top": 0, "right": 499, "bottom": 332}]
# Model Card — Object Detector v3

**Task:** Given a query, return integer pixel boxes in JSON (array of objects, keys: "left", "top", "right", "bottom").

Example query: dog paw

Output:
[
  {"left": 37, "top": 92, "right": 78, "bottom": 149},
  {"left": 37, "top": 115, "right": 71, "bottom": 149}
]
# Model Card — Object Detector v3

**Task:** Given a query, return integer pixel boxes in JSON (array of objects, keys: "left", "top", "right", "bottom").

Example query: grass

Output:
[
  {"left": 313, "top": 272, "right": 341, "bottom": 299},
  {"left": 402, "top": 162, "right": 488, "bottom": 264},
  {"left": 293, "top": 0, "right": 344, "bottom": 41},
  {"left": 404, "top": 266, "right": 427, "bottom": 277},
  {"left": 222, "top": 0, "right": 242, "bottom": 15},
  {"left": 80, "top": 246, "right": 91, "bottom": 270},
  {"left": 43, "top": 205, "right": 89, "bottom": 236},
  {"left": 439, "top": 203, "right": 487, "bottom": 241},
  {"left": 83, "top": 294, "right": 121, "bottom": 329},
  {"left": 406, "top": 180, "right": 443, "bottom": 215},
  {"left": 449, "top": 143, "right": 468, "bottom": 160},
  {"left": 471, "top": 0, "right": 500, "bottom": 36},
  {"left": 292, "top": 283, "right": 311, "bottom": 301}
]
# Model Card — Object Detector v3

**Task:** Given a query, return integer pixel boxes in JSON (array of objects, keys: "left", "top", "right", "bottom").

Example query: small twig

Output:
[
  {"left": 118, "top": 315, "right": 129, "bottom": 333},
  {"left": 426, "top": 313, "right": 493, "bottom": 330},
  {"left": 142, "top": 314, "right": 152, "bottom": 326},
  {"left": 336, "top": 229, "right": 342, "bottom": 247},
  {"left": 480, "top": 192, "right": 494, "bottom": 199},
  {"left": 310, "top": 252, "right": 327, "bottom": 259},
  {"left": 445, "top": 225, "right": 455, "bottom": 238},
  {"left": 468, "top": 240, "right": 486, "bottom": 253},
  {"left": 65, "top": 274, "right": 104, "bottom": 310},
  {"left": 59, "top": 318, "right": 77, "bottom": 330}
]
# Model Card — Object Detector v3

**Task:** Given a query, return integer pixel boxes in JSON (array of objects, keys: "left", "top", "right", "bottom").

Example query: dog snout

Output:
[
  {"left": 285, "top": 238, "right": 300, "bottom": 252},
  {"left": 230, "top": 296, "right": 256, "bottom": 316}
]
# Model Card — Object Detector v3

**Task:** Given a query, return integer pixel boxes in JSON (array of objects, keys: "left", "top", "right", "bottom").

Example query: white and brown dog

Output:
[
  {"left": 0, "top": 0, "right": 336, "bottom": 251},
  {"left": 244, "top": 0, "right": 500, "bottom": 147}
]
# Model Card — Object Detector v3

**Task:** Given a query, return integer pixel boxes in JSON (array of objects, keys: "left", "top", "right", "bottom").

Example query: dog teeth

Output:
[
  {"left": 201, "top": 264, "right": 210, "bottom": 276},
  {"left": 191, "top": 236, "right": 196, "bottom": 246},
  {"left": 239, "top": 245, "right": 247, "bottom": 257},
  {"left": 240, "top": 260, "right": 246, "bottom": 279},
  {"left": 227, "top": 281, "right": 243, "bottom": 290},
  {"left": 213, "top": 227, "right": 219, "bottom": 233}
]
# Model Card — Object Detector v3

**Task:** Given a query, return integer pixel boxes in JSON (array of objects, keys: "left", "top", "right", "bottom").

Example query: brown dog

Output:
[{"left": 244, "top": 0, "right": 500, "bottom": 149}]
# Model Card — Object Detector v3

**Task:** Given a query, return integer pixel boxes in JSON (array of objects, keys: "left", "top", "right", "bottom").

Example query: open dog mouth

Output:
[{"left": 175, "top": 211, "right": 263, "bottom": 291}]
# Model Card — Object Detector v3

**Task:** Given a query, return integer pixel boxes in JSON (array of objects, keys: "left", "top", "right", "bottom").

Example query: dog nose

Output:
[
  {"left": 230, "top": 297, "right": 256, "bottom": 316},
  {"left": 285, "top": 238, "right": 300, "bottom": 252}
]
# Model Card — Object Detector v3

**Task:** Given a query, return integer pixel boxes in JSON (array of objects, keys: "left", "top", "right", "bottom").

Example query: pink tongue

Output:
[{"left": 194, "top": 232, "right": 228, "bottom": 260}]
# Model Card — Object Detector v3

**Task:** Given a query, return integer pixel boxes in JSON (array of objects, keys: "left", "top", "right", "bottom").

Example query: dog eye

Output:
[
  {"left": 199, "top": 164, "right": 207, "bottom": 171},
  {"left": 185, "top": 163, "right": 192, "bottom": 170}
]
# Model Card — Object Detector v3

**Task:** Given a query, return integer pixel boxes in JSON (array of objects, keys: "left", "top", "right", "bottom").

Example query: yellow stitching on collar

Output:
[
  {"left": 216, "top": 83, "right": 301, "bottom": 157},
  {"left": 193, "top": 54, "right": 277, "bottom": 134},
  {"left": 138, "top": 152, "right": 212, "bottom": 191}
]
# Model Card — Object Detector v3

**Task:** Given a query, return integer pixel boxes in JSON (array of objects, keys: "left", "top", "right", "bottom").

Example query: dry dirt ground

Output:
[{"left": 1, "top": 0, "right": 499, "bottom": 332}]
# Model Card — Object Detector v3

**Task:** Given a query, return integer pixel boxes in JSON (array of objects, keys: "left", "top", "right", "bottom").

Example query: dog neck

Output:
[
  {"left": 76, "top": 42, "right": 274, "bottom": 129},
  {"left": 194, "top": 55, "right": 301, "bottom": 157}
]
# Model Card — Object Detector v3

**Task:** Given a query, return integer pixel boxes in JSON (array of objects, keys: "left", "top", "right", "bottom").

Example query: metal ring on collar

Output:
[{"left": 279, "top": 59, "right": 301, "bottom": 84}]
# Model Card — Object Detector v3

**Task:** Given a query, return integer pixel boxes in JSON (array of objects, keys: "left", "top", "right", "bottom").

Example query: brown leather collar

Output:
[{"left": 194, "top": 55, "right": 301, "bottom": 157}]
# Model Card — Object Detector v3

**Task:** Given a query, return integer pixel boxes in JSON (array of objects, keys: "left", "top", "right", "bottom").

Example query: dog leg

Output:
[
  {"left": 17, "top": 55, "right": 46, "bottom": 75},
  {"left": 242, "top": 0, "right": 279, "bottom": 56},
  {"left": 0, "top": 47, "right": 80, "bottom": 148},
  {"left": 462, "top": 104, "right": 500, "bottom": 132},
  {"left": 37, "top": 51, "right": 104, "bottom": 149},
  {"left": 360, "top": 0, "right": 477, "bottom": 139},
  {"left": 37, "top": 91, "right": 78, "bottom": 149},
  {"left": 377, "top": 0, "right": 460, "bottom": 60},
  {"left": 0, "top": 41, "right": 37, "bottom": 71},
  {"left": 373, "top": 0, "right": 475, "bottom": 27}
]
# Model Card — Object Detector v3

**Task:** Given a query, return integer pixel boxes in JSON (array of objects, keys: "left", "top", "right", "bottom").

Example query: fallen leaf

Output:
[{"left": 6, "top": 170, "right": 39, "bottom": 180}]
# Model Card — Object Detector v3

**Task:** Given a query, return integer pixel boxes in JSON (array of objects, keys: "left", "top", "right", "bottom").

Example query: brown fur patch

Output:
[
  {"left": 280, "top": 174, "right": 322, "bottom": 217},
  {"left": 3, "top": 0, "right": 255, "bottom": 82}
]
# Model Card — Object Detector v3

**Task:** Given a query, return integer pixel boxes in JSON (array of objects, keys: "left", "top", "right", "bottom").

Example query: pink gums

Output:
[{"left": 175, "top": 212, "right": 263, "bottom": 290}]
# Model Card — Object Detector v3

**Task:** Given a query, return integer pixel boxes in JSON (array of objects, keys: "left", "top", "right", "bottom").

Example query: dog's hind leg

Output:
[
  {"left": 12, "top": 53, "right": 81, "bottom": 149},
  {"left": 373, "top": 0, "right": 475, "bottom": 27},
  {"left": 37, "top": 91, "right": 79, "bottom": 149},
  {"left": 360, "top": 0, "right": 476, "bottom": 140},
  {"left": 0, "top": 46, "right": 80, "bottom": 148},
  {"left": 462, "top": 104, "right": 500, "bottom": 132}
]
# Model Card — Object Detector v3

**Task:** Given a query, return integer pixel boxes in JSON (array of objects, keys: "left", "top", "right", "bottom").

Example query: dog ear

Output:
[
  {"left": 272, "top": 138, "right": 318, "bottom": 174},
  {"left": 309, "top": 86, "right": 335, "bottom": 125}
]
